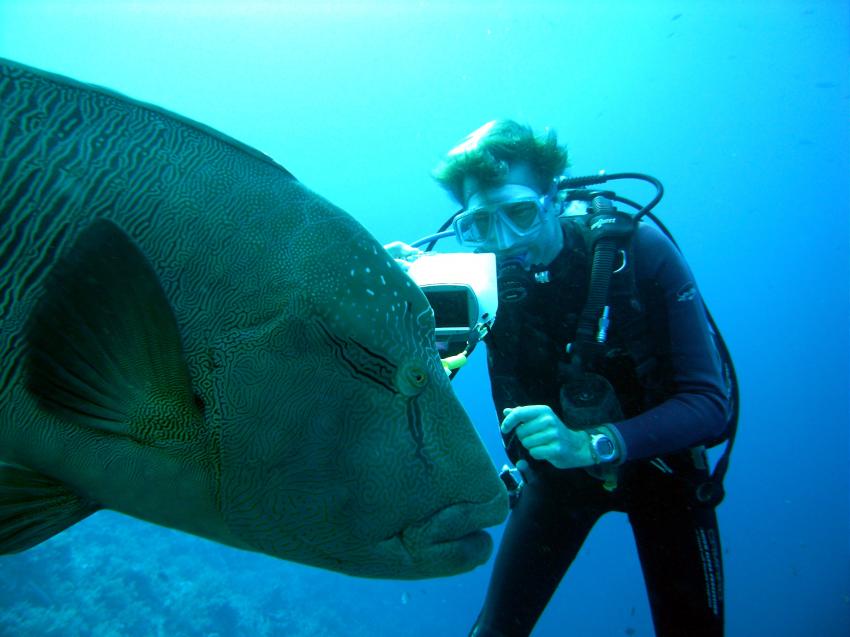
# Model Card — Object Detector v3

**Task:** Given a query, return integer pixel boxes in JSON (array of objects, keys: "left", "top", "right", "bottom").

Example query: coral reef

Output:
[{"left": 0, "top": 513, "right": 377, "bottom": 637}]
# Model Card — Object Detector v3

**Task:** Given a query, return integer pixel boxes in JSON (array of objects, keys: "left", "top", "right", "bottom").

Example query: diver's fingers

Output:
[
  {"left": 527, "top": 427, "right": 595, "bottom": 469},
  {"left": 383, "top": 241, "right": 407, "bottom": 257},
  {"left": 384, "top": 241, "right": 423, "bottom": 272},
  {"left": 527, "top": 443, "right": 564, "bottom": 463},
  {"left": 511, "top": 417, "right": 551, "bottom": 440},
  {"left": 508, "top": 405, "right": 555, "bottom": 421},
  {"left": 517, "top": 428, "right": 558, "bottom": 450},
  {"left": 501, "top": 405, "right": 557, "bottom": 434},
  {"left": 384, "top": 241, "right": 422, "bottom": 260}
]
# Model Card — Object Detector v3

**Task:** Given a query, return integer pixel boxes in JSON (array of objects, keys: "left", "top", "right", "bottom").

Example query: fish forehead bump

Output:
[{"left": 299, "top": 232, "right": 433, "bottom": 349}]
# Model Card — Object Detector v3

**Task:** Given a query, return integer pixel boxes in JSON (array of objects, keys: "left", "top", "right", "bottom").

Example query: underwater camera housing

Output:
[{"left": 406, "top": 252, "right": 498, "bottom": 357}]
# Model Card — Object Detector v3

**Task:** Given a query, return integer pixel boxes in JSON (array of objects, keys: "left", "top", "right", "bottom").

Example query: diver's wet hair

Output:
[{"left": 432, "top": 119, "right": 569, "bottom": 204}]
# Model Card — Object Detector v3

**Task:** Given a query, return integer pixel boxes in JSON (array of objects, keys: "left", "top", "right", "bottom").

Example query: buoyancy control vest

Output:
[
  {"left": 494, "top": 195, "right": 737, "bottom": 505},
  {"left": 419, "top": 172, "right": 738, "bottom": 506}
]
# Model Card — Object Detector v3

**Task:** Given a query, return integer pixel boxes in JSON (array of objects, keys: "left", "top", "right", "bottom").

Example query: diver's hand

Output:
[
  {"left": 383, "top": 241, "right": 423, "bottom": 271},
  {"left": 501, "top": 405, "right": 595, "bottom": 469}
]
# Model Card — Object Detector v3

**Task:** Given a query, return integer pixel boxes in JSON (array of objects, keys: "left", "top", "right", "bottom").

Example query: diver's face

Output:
[{"left": 461, "top": 164, "right": 563, "bottom": 269}]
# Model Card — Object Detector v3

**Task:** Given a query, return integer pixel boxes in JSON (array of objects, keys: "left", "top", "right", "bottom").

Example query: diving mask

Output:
[{"left": 453, "top": 184, "right": 553, "bottom": 248}]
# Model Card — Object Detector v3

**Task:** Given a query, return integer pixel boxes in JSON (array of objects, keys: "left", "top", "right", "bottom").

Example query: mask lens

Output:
[
  {"left": 501, "top": 200, "right": 541, "bottom": 230},
  {"left": 456, "top": 210, "right": 493, "bottom": 244}
]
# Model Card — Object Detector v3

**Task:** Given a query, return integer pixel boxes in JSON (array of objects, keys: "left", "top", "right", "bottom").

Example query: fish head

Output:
[{"left": 215, "top": 210, "right": 507, "bottom": 579}]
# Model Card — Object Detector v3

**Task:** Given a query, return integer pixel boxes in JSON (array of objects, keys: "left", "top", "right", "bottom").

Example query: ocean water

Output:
[{"left": 0, "top": 1, "right": 848, "bottom": 636}]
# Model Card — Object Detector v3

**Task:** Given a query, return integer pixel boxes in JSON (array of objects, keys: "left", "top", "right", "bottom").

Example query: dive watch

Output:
[{"left": 588, "top": 429, "right": 619, "bottom": 464}]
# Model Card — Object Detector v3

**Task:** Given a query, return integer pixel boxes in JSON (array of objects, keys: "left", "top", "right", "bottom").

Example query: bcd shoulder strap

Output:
[{"left": 563, "top": 197, "right": 637, "bottom": 369}]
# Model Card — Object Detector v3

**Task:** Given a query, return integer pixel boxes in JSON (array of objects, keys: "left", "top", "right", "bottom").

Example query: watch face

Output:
[{"left": 593, "top": 435, "right": 615, "bottom": 459}]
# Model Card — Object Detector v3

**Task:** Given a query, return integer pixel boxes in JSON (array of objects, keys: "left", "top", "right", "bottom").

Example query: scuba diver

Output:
[{"left": 387, "top": 120, "right": 736, "bottom": 636}]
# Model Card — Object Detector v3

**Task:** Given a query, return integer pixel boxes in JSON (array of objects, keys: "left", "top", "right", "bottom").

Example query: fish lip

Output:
[
  {"left": 361, "top": 491, "right": 507, "bottom": 577},
  {"left": 401, "top": 490, "right": 509, "bottom": 548}
]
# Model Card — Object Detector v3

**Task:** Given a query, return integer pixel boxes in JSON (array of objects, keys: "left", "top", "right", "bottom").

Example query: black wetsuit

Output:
[{"left": 471, "top": 220, "right": 730, "bottom": 637}]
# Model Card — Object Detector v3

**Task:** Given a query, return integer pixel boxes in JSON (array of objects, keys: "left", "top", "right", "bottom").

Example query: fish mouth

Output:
[
  {"left": 388, "top": 490, "right": 509, "bottom": 577},
  {"left": 405, "top": 491, "right": 507, "bottom": 545}
]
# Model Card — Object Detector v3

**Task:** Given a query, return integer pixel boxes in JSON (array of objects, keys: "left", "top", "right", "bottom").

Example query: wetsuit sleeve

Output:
[{"left": 609, "top": 223, "right": 731, "bottom": 461}]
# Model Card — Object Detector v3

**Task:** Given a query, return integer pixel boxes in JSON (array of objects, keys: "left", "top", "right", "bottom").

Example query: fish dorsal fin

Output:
[
  {"left": 0, "top": 463, "right": 100, "bottom": 555},
  {"left": 26, "top": 219, "right": 204, "bottom": 445}
]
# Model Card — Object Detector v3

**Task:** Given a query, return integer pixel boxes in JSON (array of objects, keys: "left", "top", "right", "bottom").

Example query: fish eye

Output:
[{"left": 398, "top": 363, "right": 428, "bottom": 396}]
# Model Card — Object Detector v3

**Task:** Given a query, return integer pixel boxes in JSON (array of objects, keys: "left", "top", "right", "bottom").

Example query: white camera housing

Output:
[{"left": 406, "top": 252, "right": 498, "bottom": 343}]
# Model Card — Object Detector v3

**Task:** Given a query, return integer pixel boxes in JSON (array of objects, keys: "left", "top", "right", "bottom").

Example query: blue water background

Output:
[{"left": 1, "top": 1, "right": 848, "bottom": 635}]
